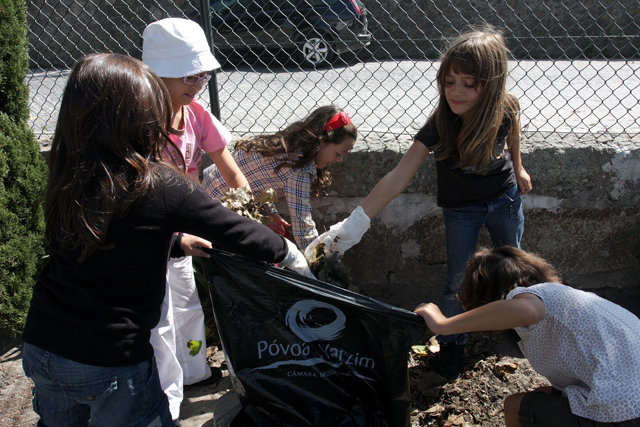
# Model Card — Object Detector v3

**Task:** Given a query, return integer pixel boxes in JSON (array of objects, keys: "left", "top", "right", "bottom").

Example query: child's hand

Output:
[
  {"left": 515, "top": 167, "right": 532, "bottom": 194},
  {"left": 414, "top": 303, "right": 447, "bottom": 334},
  {"left": 303, "top": 206, "right": 371, "bottom": 261},
  {"left": 266, "top": 213, "right": 291, "bottom": 235},
  {"left": 279, "top": 238, "right": 315, "bottom": 279},
  {"left": 181, "top": 234, "right": 212, "bottom": 258}
]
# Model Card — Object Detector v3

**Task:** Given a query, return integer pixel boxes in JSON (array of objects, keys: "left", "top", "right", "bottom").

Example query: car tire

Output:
[{"left": 296, "top": 30, "right": 334, "bottom": 68}]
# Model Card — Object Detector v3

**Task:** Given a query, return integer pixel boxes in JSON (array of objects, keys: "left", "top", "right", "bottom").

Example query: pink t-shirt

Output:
[{"left": 163, "top": 99, "right": 231, "bottom": 179}]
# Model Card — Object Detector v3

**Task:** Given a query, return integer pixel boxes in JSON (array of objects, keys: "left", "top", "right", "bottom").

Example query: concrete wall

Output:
[
  {"left": 302, "top": 132, "right": 640, "bottom": 315},
  {"left": 39, "top": 132, "right": 640, "bottom": 315}
]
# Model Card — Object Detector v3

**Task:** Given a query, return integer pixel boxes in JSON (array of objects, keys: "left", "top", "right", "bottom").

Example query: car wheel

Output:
[{"left": 296, "top": 30, "right": 334, "bottom": 68}]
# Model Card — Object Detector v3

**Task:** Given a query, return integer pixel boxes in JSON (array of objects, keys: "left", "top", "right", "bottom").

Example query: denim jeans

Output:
[
  {"left": 439, "top": 184, "right": 524, "bottom": 345},
  {"left": 22, "top": 343, "right": 174, "bottom": 427}
]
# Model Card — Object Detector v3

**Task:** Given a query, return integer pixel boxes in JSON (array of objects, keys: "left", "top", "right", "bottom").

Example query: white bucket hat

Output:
[{"left": 142, "top": 17, "right": 221, "bottom": 78}]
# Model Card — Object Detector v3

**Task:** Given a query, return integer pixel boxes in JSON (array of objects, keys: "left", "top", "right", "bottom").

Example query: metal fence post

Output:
[{"left": 199, "top": 0, "right": 221, "bottom": 120}]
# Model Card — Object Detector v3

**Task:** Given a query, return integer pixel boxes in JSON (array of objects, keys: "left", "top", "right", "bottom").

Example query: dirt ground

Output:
[
  {"left": 407, "top": 332, "right": 549, "bottom": 427},
  {"left": 0, "top": 336, "right": 39, "bottom": 427},
  {"left": 0, "top": 329, "right": 549, "bottom": 427},
  {"left": 0, "top": 287, "right": 552, "bottom": 427}
]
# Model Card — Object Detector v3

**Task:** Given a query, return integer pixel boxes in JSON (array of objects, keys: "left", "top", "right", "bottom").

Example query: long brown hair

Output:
[
  {"left": 45, "top": 53, "right": 176, "bottom": 262},
  {"left": 234, "top": 105, "right": 357, "bottom": 195},
  {"left": 428, "top": 26, "right": 521, "bottom": 170},
  {"left": 458, "top": 247, "right": 563, "bottom": 311}
]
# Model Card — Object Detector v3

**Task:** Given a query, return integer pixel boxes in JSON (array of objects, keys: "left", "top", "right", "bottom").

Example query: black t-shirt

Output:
[
  {"left": 414, "top": 118, "right": 516, "bottom": 208},
  {"left": 22, "top": 165, "right": 289, "bottom": 367}
]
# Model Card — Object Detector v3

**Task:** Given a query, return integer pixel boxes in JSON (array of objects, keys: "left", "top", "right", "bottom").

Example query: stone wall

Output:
[
  {"left": 364, "top": 0, "right": 640, "bottom": 60},
  {"left": 27, "top": 0, "right": 640, "bottom": 68},
  {"left": 27, "top": 0, "right": 195, "bottom": 69},
  {"left": 39, "top": 131, "right": 640, "bottom": 315},
  {"left": 303, "top": 132, "right": 640, "bottom": 314}
]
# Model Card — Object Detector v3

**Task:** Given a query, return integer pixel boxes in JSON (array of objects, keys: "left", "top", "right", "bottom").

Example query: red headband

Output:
[{"left": 323, "top": 111, "right": 351, "bottom": 131}]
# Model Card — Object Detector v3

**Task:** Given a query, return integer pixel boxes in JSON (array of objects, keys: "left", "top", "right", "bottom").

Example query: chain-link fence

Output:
[{"left": 27, "top": 0, "right": 640, "bottom": 141}]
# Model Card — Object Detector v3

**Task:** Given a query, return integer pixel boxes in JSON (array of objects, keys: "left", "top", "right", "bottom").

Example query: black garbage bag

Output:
[{"left": 201, "top": 248, "right": 426, "bottom": 427}]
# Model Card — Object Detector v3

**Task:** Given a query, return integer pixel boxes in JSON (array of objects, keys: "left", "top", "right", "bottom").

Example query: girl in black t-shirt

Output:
[{"left": 315, "top": 26, "right": 533, "bottom": 381}]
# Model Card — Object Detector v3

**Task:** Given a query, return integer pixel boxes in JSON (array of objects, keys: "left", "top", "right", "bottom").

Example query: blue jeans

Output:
[
  {"left": 22, "top": 343, "right": 174, "bottom": 427},
  {"left": 439, "top": 184, "right": 524, "bottom": 345}
]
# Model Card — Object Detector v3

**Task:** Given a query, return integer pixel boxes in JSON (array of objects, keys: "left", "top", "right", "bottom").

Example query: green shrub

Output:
[
  {"left": 0, "top": 0, "right": 29, "bottom": 123},
  {"left": 0, "top": 114, "right": 47, "bottom": 336},
  {"left": 0, "top": 0, "right": 48, "bottom": 336}
]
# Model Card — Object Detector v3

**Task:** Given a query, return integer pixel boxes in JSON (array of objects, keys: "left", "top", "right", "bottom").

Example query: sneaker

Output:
[
  {"left": 436, "top": 343, "right": 466, "bottom": 381},
  {"left": 184, "top": 366, "right": 223, "bottom": 390}
]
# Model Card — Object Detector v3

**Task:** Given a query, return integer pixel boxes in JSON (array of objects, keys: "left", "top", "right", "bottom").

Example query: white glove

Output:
[
  {"left": 279, "top": 238, "right": 315, "bottom": 279},
  {"left": 305, "top": 206, "right": 371, "bottom": 261}
]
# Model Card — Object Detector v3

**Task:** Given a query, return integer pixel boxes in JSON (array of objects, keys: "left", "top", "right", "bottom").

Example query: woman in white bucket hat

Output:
[{"left": 142, "top": 17, "right": 249, "bottom": 424}]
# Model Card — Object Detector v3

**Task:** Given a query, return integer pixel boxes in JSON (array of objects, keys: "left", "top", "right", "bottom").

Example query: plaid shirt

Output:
[{"left": 203, "top": 149, "right": 318, "bottom": 250}]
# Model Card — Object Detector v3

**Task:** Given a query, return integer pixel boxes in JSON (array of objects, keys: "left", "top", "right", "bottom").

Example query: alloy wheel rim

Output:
[{"left": 302, "top": 37, "right": 328, "bottom": 65}]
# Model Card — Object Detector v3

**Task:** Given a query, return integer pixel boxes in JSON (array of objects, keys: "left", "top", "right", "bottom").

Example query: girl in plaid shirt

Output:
[{"left": 203, "top": 105, "right": 357, "bottom": 250}]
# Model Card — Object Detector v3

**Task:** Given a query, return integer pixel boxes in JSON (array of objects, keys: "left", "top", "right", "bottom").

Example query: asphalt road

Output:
[{"left": 28, "top": 59, "right": 640, "bottom": 139}]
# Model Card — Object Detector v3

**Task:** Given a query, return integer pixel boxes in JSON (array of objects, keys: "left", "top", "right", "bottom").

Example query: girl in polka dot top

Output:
[{"left": 415, "top": 246, "right": 640, "bottom": 427}]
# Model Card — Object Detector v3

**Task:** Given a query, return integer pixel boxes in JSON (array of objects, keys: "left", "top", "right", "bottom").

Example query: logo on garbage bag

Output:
[
  {"left": 286, "top": 300, "right": 346, "bottom": 342},
  {"left": 256, "top": 299, "right": 376, "bottom": 379}
]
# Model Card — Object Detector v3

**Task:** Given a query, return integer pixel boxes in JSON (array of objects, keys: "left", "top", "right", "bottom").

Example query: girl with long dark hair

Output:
[{"left": 21, "top": 53, "right": 310, "bottom": 427}]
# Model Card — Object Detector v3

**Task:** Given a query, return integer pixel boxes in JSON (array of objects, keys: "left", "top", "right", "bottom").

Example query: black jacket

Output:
[{"left": 23, "top": 166, "right": 288, "bottom": 367}]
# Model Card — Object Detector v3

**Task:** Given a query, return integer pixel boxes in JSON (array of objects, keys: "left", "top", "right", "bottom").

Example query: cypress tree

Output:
[{"left": 0, "top": 0, "right": 48, "bottom": 336}]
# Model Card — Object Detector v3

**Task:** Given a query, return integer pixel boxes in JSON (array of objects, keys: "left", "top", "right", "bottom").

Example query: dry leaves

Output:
[
  {"left": 408, "top": 332, "right": 550, "bottom": 426},
  {"left": 220, "top": 187, "right": 276, "bottom": 224}
]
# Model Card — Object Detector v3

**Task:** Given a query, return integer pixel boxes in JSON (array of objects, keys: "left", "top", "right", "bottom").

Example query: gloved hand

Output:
[
  {"left": 304, "top": 206, "right": 371, "bottom": 261},
  {"left": 279, "top": 238, "right": 315, "bottom": 279}
]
